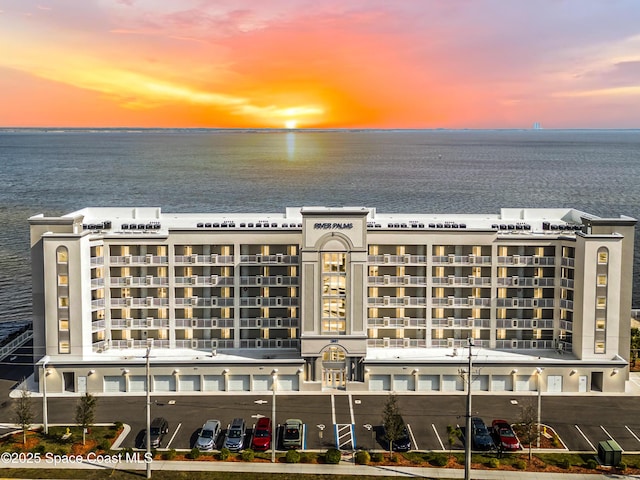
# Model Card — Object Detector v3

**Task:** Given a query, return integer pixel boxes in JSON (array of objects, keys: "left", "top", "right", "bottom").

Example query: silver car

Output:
[
  {"left": 196, "top": 419, "right": 221, "bottom": 451},
  {"left": 222, "top": 418, "right": 246, "bottom": 452}
]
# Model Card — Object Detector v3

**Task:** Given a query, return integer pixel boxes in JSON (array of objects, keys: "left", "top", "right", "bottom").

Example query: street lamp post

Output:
[
  {"left": 271, "top": 369, "right": 278, "bottom": 463},
  {"left": 536, "top": 367, "right": 544, "bottom": 448},
  {"left": 145, "top": 346, "right": 151, "bottom": 480},
  {"left": 464, "top": 338, "right": 474, "bottom": 480}
]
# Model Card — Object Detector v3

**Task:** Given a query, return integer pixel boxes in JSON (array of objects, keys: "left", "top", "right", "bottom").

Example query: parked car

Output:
[
  {"left": 471, "top": 417, "right": 494, "bottom": 451},
  {"left": 143, "top": 417, "right": 169, "bottom": 448},
  {"left": 282, "top": 418, "right": 303, "bottom": 450},
  {"left": 223, "top": 418, "right": 246, "bottom": 451},
  {"left": 491, "top": 419, "right": 521, "bottom": 451},
  {"left": 196, "top": 419, "right": 221, "bottom": 451},
  {"left": 383, "top": 415, "right": 411, "bottom": 452},
  {"left": 251, "top": 417, "right": 272, "bottom": 451}
]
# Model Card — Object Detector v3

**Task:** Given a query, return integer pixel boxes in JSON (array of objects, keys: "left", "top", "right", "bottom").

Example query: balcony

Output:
[
  {"left": 495, "top": 298, "right": 554, "bottom": 308},
  {"left": 433, "top": 276, "right": 491, "bottom": 287},
  {"left": 111, "top": 276, "right": 169, "bottom": 287},
  {"left": 368, "top": 317, "right": 426, "bottom": 328},
  {"left": 430, "top": 339, "right": 489, "bottom": 348},
  {"left": 111, "top": 318, "right": 170, "bottom": 329},
  {"left": 240, "top": 276, "right": 299, "bottom": 286},
  {"left": 497, "top": 255, "right": 555, "bottom": 266},
  {"left": 495, "top": 339, "right": 555, "bottom": 350},
  {"left": 496, "top": 277, "right": 555, "bottom": 287},
  {"left": 91, "top": 320, "right": 105, "bottom": 332},
  {"left": 561, "top": 257, "right": 575, "bottom": 267},
  {"left": 368, "top": 296, "right": 427, "bottom": 307},
  {"left": 496, "top": 319, "right": 554, "bottom": 329},
  {"left": 175, "top": 297, "right": 235, "bottom": 307},
  {"left": 238, "top": 297, "right": 299, "bottom": 307},
  {"left": 175, "top": 275, "right": 234, "bottom": 287},
  {"left": 432, "top": 317, "right": 490, "bottom": 328},
  {"left": 175, "top": 339, "right": 234, "bottom": 349},
  {"left": 367, "top": 254, "right": 428, "bottom": 264},
  {"left": 240, "top": 317, "right": 299, "bottom": 328},
  {"left": 431, "top": 297, "right": 491, "bottom": 308},
  {"left": 110, "top": 339, "right": 170, "bottom": 349},
  {"left": 366, "top": 338, "right": 427, "bottom": 348},
  {"left": 111, "top": 297, "right": 169, "bottom": 308},
  {"left": 239, "top": 254, "right": 299, "bottom": 265},
  {"left": 174, "top": 254, "right": 235, "bottom": 265},
  {"left": 239, "top": 339, "right": 300, "bottom": 349},
  {"left": 110, "top": 255, "right": 169, "bottom": 265}
]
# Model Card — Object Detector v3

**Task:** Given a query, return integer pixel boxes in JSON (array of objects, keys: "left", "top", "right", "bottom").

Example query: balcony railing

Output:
[
  {"left": 368, "top": 317, "right": 427, "bottom": 328},
  {"left": 430, "top": 339, "right": 489, "bottom": 348},
  {"left": 111, "top": 318, "right": 170, "bottom": 329},
  {"left": 368, "top": 297, "right": 427, "bottom": 307},
  {"left": 431, "top": 297, "right": 492, "bottom": 307},
  {"left": 433, "top": 276, "right": 491, "bottom": 287},
  {"left": 367, "top": 254, "right": 428, "bottom": 264},
  {"left": 110, "top": 255, "right": 169, "bottom": 265},
  {"left": 111, "top": 276, "right": 169, "bottom": 287},
  {"left": 240, "top": 317, "right": 299, "bottom": 328},
  {"left": 174, "top": 254, "right": 234, "bottom": 265},
  {"left": 495, "top": 339, "right": 555, "bottom": 350},
  {"left": 431, "top": 318, "right": 491, "bottom": 328},
  {"left": 110, "top": 297, "right": 170, "bottom": 308},
  {"left": 495, "top": 298, "right": 554, "bottom": 308},
  {"left": 175, "top": 275, "right": 234, "bottom": 287},
  {"left": 239, "top": 254, "right": 299, "bottom": 265},
  {"left": 497, "top": 256, "right": 555, "bottom": 266},
  {"left": 240, "top": 276, "right": 299, "bottom": 286},
  {"left": 496, "top": 319, "right": 554, "bottom": 329},
  {"left": 366, "top": 338, "right": 427, "bottom": 348},
  {"left": 239, "top": 339, "right": 300, "bottom": 349},
  {"left": 174, "top": 318, "right": 234, "bottom": 328},
  {"left": 175, "top": 339, "right": 234, "bottom": 349},
  {"left": 496, "top": 277, "right": 555, "bottom": 287}
]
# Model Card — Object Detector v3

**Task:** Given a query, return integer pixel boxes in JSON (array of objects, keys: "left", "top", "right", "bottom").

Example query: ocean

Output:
[{"left": 1, "top": 128, "right": 639, "bottom": 333}]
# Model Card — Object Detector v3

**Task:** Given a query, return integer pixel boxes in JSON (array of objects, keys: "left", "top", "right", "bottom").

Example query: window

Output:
[
  {"left": 595, "top": 342, "right": 605, "bottom": 354},
  {"left": 58, "top": 274, "right": 68, "bottom": 286},
  {"left": 58, "top": 296, "right": 69, "bottom": 308},
  {"left": 57, "top": 248, "right": 68, "bottom": 263},
  {"left": 596, "top": 296, "right": 606, "bottom": 308},
  {"left": 597, "top": 274, "right": 607, "bottom": 287},
  {"left": 59, "top": 341, "right": 70, "bottom": 354},
  {"left": 598, "top": 251, "right": 608, "bottom": 264},
  {"left": 321, "top": 252, "right": 347, "bottom": 334},
  {"left": 596, "top": 320, "right": 606, "bottom": 330},
  {"left": 59, "top": 320, "right": 69, "bottom": 331}
]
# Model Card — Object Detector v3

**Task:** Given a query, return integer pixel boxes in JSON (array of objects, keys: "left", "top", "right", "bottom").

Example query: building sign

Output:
[{"left": 314, "top": 223, "right": 353, "bottom": 230}]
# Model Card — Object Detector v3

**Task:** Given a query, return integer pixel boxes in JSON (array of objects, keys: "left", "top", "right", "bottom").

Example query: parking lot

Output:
[{"left": 29, "top": 392, "right": 638, "bottom": 454}]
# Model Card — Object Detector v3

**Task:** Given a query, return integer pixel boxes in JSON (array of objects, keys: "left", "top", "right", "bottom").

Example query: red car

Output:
[
  {"left": 251, "top": 417, "right": 272, "bottom": 451},
  {"left": 491, "top": 419, "right": 521, "bottom": 451}
]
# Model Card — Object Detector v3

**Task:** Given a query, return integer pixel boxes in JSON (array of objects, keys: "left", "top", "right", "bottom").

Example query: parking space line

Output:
[
  {"left": 165, "top": 422, "right": 181, "bottom": 449},
  {"left": 331, "top": 394, "right": 336, "bottom": 425},
  {"left": 407, "top": 423, "right": 418, "bottom": 451},
  {"left": 348, "top": 393, "right": 355, "bottom": 425},
  {"left": 600, "top": 425, "right": 615, "bottom": 443},
  {"left": 574, "top": 425, "right": 596, "bottom": 451},
  {"left": 626, "top": 425, "right": 640, "bottom": 444},
  {"left": 432, "top": 424, "right": 445, "bottom": 450}
]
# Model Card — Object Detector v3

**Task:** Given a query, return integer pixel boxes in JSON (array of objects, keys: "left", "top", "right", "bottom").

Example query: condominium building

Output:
[{"left": 29, "top": 206, "right": 635, "bottom": 395}]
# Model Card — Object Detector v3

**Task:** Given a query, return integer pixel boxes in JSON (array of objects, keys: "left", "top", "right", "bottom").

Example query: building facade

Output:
[{"left": 29, "top": 206, "right": 635, "bottom": 395}]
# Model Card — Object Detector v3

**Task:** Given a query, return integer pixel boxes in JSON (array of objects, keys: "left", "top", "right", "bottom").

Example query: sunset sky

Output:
[{"left": 1, "top": 0, "right": 639, "bottom": 129}]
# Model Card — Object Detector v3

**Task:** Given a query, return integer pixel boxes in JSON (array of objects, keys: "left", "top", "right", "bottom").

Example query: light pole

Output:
[
  {"left": 536, "top": 367, "right": 544, "bottom": 448},
  {"left": 145, "top": 346, "right": 151, "bottom": 480},
  {"left": 464, "top": 338, "right": 474, "bottom": 480},
  {"left": 271, "top": 369, "right": 278, "bottom": 463}
]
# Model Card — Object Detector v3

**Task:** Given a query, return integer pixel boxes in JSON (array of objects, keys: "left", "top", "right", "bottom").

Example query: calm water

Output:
[{"left": 1, "top": 129, "right": 639, "bottom": 330}]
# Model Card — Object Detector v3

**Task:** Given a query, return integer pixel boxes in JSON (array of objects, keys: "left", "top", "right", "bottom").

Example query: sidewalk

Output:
[{"left": 0, "top": 457, "right": 633, "bottom": 479}]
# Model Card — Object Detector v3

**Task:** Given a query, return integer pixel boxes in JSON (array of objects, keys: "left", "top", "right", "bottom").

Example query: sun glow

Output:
[{"left": 284, "top": 119, "right": 298, "bottom": 129}]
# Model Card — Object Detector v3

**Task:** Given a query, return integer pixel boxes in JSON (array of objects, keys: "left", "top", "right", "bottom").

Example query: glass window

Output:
[
  {"left": 57, "top": 247, "right": 68, "bottom": 263},
  {"left": 59, "top": 296, "right": 69, "bottom": 308},
  {"left": 598, "top": 251, "right": 608, "bottom": 264},
  {"left": 596, "top": 320, "right": 606, "bottom": 330},
  {"left": 596, "top": 297, "right": 606, "bottom": 308},
  {"left": 59, "top": 342, "right": 70, "bottom": 354},
  {"left": 595, "top": 342, "right": 605, "bottom": 354},
  {"left": 597, "top": 274, "right": 607, "bottom": 286},
  {"left": 58, "top": 274, "right": 68, "bottom": 286}
]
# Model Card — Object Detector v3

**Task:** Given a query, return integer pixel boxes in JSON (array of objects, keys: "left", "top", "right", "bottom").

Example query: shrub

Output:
[
  {"left": 300, "top": 453, "right": 313, "bottom": 463},
  {"left": 586, "top": 458, "right": 598, "bottom": 469},
  {"left": 559, "top": 458, "right": 571, "bottom": 469},
  {"left": 285, "top": 449, "right": 301, "bottom": 463},
  {"left": 325, "top": 448, "right": 342, "bottom": 464},
  {"left": 487, "top": 458, "right": 500, "bottom": 469},
  {"left": 218, "top": 448, "right": 230, "bottom": 460},
  {"left": 618, "top": 461, "right": 627, "bottom": 471},
  {"left": 430, "top": 454, "right": 448, "bottom": 467},
  {"left": 114, "top": 421, "right": 124, "bottom": 430},
  {"left": 355, "top": 450, "right": 370, "bottom": 465},
  {"left": 388, "top": 454, "right": 398, "bottom": 463},
  {"left": 241, "top": 449, "right": 255, "bottom": 462},
  {"left": 98, "top": 439, "right": 111, "bottom": 452},
  {"left": 514, "top": 459, "right": 527, "bottom": 470},
  {"left": 552, "top": 435, "right": 562, "bottom": 448},
  {"left": 33, "top": 444, "right": 46, "bottom": 454},
  {"left": 371, "top": 452, "right": 384, "bottom": 463},
  {"left": 187, "top": 447, "right": 200, "bottom": 460},
  {"left": 161, "top": 449, "right": 177, "bottom": 460}
]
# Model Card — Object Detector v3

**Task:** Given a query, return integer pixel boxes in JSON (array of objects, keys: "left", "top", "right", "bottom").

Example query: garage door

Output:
[
  {"left": 369, "top": 375, "right": 390, "bottom": 391},
  {"left": 471, "top": 375, "right": 489, "bottom": 391},
  {"left": 393, "top": 375, "right": 414, "bottom": 392},
  {"left": 442, "top": 375, "right": 464, "bottom": 391},
  {"left": 179, "top": 375, "right": 201, "bottom": 392},
  {"left": 547, "top": 375, "right": 562, "bottom": 393},
  {"left": 515, "top": 375, "right": 534, "bottom": 391},
  {"left": 154, "top": 375, "right": 176, "bottom": 392},
  {"left": 203, "top": 375, "right": 224, "bottom": 391},
  {"left": 129, "top": 376, "right": 147, "bottom": 393},
  {"left": 277, "top": 375, "right": 299, "bottom": 391},
  {"left": 253, "top": 375, "right": 271, "bottom": 391},
  {"left": 491, "top": 375, "right": 513, "bottom": 391},
  {"left": 228, "top": 375, "right": 250, "bottom": 391},
  {"left": 104, "top": 376, "right": 125, "bottom": 393},
  {"left": 417, "top": 375, "right": 439, "bottom": 391}
]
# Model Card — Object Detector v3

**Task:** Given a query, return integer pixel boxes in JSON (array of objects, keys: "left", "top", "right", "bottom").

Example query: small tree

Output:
[
  {"left": 446, "top": 424, "right": 461, "bottom": 459},
  {"left": 517, "top": 400, "right": 538, "bottom": 462},
  {"left": 75, "top": 393, "right": 97, "bottom": 445},
  {"left": 14, "top": 382, "right": 33, "bottom": 445},
  {"left": 381, "top": 394, "right": 403, "bottom": 456},
  {"left": 631, "top": 327, "right": 640, "bottom": 367}
]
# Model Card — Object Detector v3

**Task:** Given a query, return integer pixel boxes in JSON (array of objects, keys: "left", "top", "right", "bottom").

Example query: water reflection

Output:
[{"left": 286, "top": 131, "right": 295, "bottom": 161}]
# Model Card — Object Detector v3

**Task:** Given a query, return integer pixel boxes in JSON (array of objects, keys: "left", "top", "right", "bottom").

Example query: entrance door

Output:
[
  {"left": 77, "top": 376, "right": 87, "bottom": 394},
  {"left": 578, "top": 375, "right": 588, "bottom": 392},
  {"left": 63, "top": 372, "right": 75, "bottom": 392},
  {"left": 321, "top": 346, "right": 347, "bottom": 390}
]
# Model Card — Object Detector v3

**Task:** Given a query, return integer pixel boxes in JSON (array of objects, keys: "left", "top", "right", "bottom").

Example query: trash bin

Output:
[{"left": 597, "top": 440, "right": 622, "bottom": 466}]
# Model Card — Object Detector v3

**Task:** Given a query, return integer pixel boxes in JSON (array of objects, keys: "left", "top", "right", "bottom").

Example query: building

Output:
[{"left": 29, "top": 206, "right": 635, "bottom": 395}]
